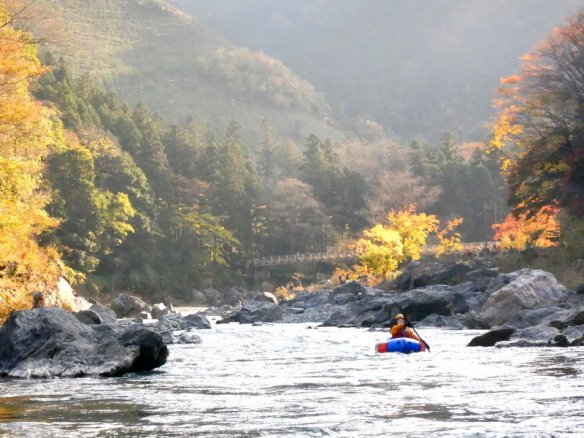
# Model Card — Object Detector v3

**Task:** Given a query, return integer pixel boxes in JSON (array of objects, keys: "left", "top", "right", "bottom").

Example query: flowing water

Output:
[{"left": 0, "top": 322, "right": 583, "bottom": 437}]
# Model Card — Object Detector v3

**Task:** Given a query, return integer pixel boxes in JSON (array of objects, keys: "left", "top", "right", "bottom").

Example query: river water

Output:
[{"left": 0, "top": 322, "right": 583, "bottom": 437}]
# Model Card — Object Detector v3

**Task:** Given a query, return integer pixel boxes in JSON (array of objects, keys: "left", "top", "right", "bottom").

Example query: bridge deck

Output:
[{"left": 251, "top": 242, "right": 497, "bottom": 267}]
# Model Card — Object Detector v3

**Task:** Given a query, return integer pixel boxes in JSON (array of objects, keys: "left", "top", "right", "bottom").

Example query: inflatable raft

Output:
[{"left": 376, "top": 338, "right": 426, "bottom": 354}]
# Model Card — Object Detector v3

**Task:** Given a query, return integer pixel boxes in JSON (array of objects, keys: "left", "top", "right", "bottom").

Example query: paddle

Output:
[{"left": 393, "top": 306, "right": 431, "bottom": 352}]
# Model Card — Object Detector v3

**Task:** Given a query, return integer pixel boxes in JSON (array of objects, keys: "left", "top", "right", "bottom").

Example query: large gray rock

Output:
[
  {"left": 74, "top": 310, "right": 103, "bottom": 325},
  {"left": 158, "top": 313, "right": 211, "bottom": 330},
  {"left": 465, "top": 267, "right": 500, "bottom": 291},
  {"left": 392, "top": 262, "right": 472, "bottom": 290},
  {"left": 110, "top": 294, "right": 150, "bottom": 318},
  {"left": 332, "top": 281, "right": 377, "bottom": 298},
  {"left": 478, "top": 269, "right": 568, "bottom": 327},
  {"left": 237, "top": 301, "right": 283, "bottom": 324},
  {"left": 88, "top": 303, "right": 117, "bottom": 324},
  {"left": 288, "top": 290, "right": 333, "bottom": 309},
  {"left": 0, "top": 307, "right": 168, "bottom": 378},
  {"left": 321, "top": 309, "right": 357, "bottom": 327},
  {"left": 394, "top": 285, "right": 455, "bottom": 321},
  {"left": 253, "top": 291, "right": 279, "bottom": 305},
  {"left": 151, "top": 303, "right": 171, "bottom": 320}
]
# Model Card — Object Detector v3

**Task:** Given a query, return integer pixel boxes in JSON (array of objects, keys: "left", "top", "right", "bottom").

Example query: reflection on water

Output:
[{"left": 1, "top": 325, "right": 583, "bottom": 437}]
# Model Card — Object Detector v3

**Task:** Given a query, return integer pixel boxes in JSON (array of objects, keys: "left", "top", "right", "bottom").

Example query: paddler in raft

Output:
[{"left": 389, "top": 313, "right": 428, "bottom": 351}]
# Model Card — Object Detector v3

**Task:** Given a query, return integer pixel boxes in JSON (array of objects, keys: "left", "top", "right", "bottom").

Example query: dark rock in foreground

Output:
[
  {"left": 0, "top": 307, "right": 168, "bottom": 378},
  {"left": 467, "top": 327, "right": 515, "bottom": 347}
]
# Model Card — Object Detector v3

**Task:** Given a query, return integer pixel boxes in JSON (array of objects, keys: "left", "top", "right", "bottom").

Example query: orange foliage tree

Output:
[
  {"left": 489, "top": 12, "right": 584, "bottom": 218},
  {"left": 492, "top": 205, "right": 560, "bottom": 251}
]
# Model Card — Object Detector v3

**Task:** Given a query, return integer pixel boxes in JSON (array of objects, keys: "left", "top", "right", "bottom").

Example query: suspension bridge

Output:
[{"left": 251, "top": 241, "right": 498, "bottom": 268}]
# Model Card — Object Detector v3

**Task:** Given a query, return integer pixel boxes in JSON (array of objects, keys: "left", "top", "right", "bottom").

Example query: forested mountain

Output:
[
  {"left": 172, "top": 0, "right": 584, "bottom": 142},
  {"left": 4, "top": 0, "right": 583, "bottom": 311},
  {"left": 31, "top": 0, "right": 344, "bottom": 145}
]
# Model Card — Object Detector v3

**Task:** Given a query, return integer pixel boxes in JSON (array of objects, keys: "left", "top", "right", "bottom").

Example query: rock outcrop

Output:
[{"left": 0, "top": 307, "right": 168, "bottom": 378}]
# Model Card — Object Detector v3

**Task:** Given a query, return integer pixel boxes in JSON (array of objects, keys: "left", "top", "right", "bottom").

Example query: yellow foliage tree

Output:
[
  {"left": 0, "top": 2, "right": 62, "bottom": 321},
  {"left": 435, "top": 217, "right": 464, "bottom": 256},
  {"left": 354, "top": 205, "right": 438, "bottom": 280}
]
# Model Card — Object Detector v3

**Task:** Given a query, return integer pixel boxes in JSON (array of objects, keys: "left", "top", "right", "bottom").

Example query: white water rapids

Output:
[{"left": 0, "top": 322, "right": 583, "bottom": 437}]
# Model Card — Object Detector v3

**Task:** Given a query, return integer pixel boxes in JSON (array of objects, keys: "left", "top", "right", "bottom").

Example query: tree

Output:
[
  {"left": 492, "top": 205, "right": 559, "bottom": 251},
  {"left": 45, "top": 143, "right": 136, "bottom": 276},
  {"left": 0, "top": 2, "right": 62, "bottom": 319},
  {"left": 490, "top": 12, "right": 584, "bottom": 218},
  {"left": 354, "top": 205, "right": 438, "bottom": 280},
  {"left": 200, "top": 121, "right": 260, "bottom": 247},
  {"left": 300, "top": 134, "right": 370, "bottom": 233},
  {"left": 409, "top": 133, "right": 507, "bottom": 240}
]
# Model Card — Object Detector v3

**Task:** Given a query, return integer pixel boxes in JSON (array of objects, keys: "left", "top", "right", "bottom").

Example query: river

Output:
[{"left": 0, "top": 322, "right": 583, "bottom": 437}]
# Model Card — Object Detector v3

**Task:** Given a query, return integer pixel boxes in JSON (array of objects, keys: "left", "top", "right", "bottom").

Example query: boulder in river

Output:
[
  {"left": 0, "top": 307, "right": 168, "bottom": 378},
  {"left": 287, "top": 290, "right": 333, "bottom": 309},
  {"left": 157, "top": 313, "right": 211, "bottom": 331},
  {"left": 237, "top": 301, "right": 283, "bottom": 324},
  {"left": 151, "top": 303, "right": 171, "bottom": 320},
  {"left": 74, "top": 309, "right": 103, "bottom": 325},
  {"left": 110, "top": 294, "right": 151, "bottom": 318},
  {"left": 467, "top": 327, "right": 515, "bottom": 347},
  {"left": 218, "top": 301, "right": 283, "bottom": 324},
  {"left": 394, "top": 285, "right": 455, "bottom": 321},
  {"left": 478, "top": 269, "right": 568, "bottom": 327},
  {"left": 88, "top": 303, "right": 118, "bottom": 324},
  {"left": 253, "top": 291, "right": 279, "bottom": 305}
]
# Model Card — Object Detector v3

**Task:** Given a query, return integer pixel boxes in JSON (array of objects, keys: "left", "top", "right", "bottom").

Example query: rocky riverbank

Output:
[{"left": 216, "top": 259, "right": 584, "bottom": 348}]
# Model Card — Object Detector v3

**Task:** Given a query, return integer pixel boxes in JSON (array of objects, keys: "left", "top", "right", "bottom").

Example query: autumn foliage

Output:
[
  {"left": 354, "top": 205, "right": 437, "bottom": 280},
  {"left": 0, "top": 1, "right": 62, "bottom": 321},
  {"left": 489, "top": 12, "right": 584, "bottom": 219},
  {"left": 492, "top": 205, "right": 560, "bottom": 251}
]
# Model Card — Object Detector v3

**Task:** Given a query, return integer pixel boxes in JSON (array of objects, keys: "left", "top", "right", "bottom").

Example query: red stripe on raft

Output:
[{"left": 376, "top": 342, "right": 388, "bottom": 353}]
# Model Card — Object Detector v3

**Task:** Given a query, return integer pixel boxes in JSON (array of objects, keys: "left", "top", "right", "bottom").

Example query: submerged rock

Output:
[{"left": 0, "top": 307, "right": 168, "bottom": 378}]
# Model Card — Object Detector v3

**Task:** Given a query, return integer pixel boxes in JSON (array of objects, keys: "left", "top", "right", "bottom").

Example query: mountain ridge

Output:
[{"left": 32, "top": 0, "right": 344, "bottom": 145}]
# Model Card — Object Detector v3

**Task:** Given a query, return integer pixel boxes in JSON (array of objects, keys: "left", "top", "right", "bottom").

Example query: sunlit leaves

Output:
[
  {"left": 492, "top": 205, "right": 559, "bottom": 251},
  {"left": 355, "top": 205, "right": 438, "bottom": 280},
  {"left": 435, "top": 217, "right": 464, "bottom": 256},
  {"left": 0, "top": 1, "right": 62, "bottom": 319},
  {"left": 491, "top": 11, "right": 584, "bottom": 218}
]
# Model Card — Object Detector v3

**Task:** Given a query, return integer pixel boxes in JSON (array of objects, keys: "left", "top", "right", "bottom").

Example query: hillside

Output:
[
  {"left": 172, "top": 0, "right": 584, "bottom": 142},
  {"left": 32, "top": 0, "right": 344, "bottom": 145}
]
